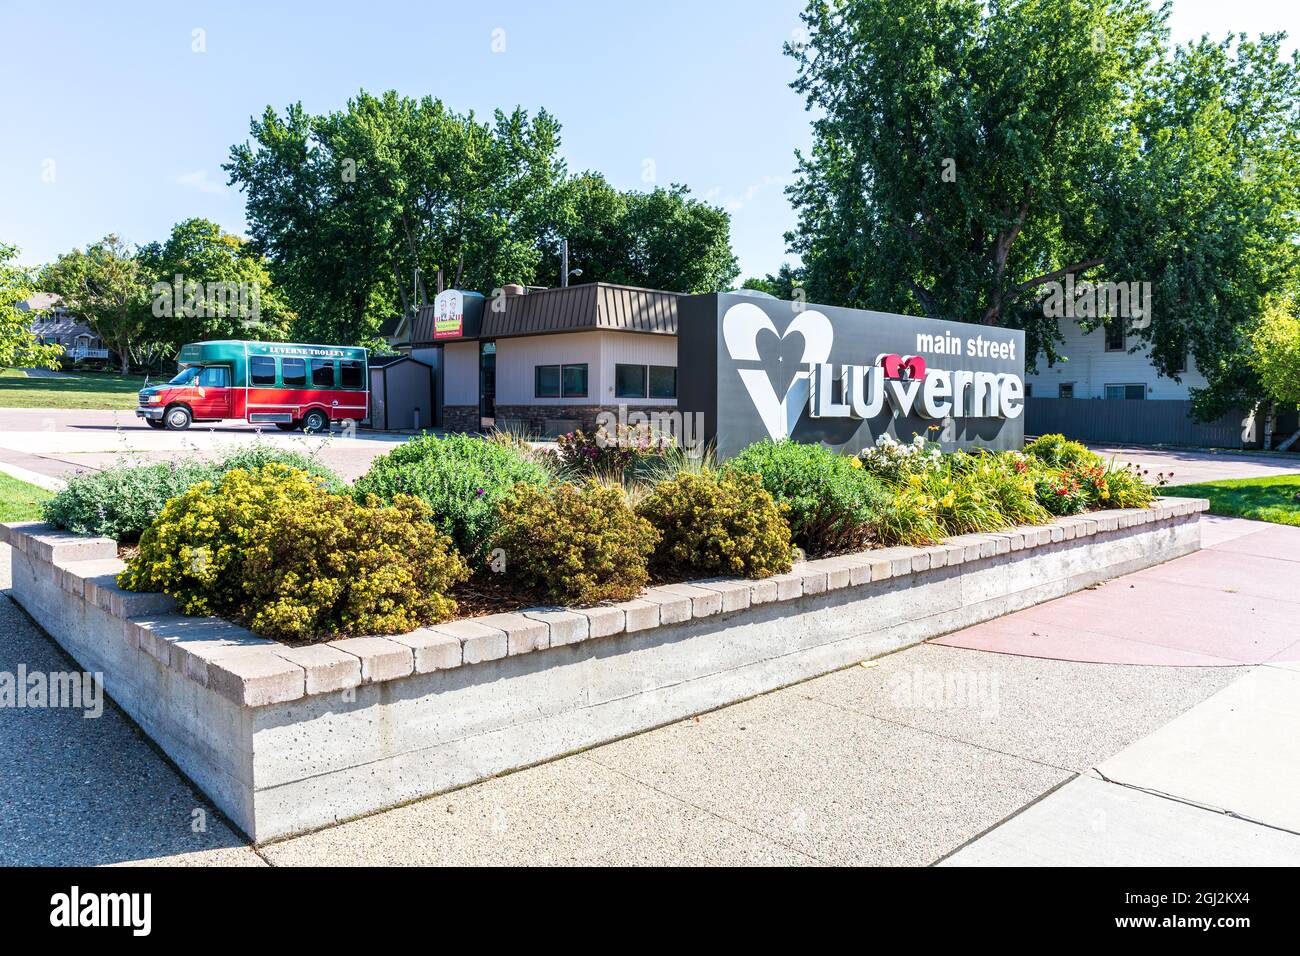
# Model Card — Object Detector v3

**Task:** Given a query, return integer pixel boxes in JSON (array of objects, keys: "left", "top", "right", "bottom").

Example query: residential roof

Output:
[{"left": 410, "top": 282, "right": 682, "bottom": 343}]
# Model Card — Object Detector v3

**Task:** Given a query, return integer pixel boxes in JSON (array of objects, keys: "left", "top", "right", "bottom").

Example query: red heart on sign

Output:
[{"left": 878, "top": 354, "right": 927, "bottom": 380}]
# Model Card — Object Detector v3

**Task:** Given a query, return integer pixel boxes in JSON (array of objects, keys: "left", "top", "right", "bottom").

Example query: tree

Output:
[
  {"left": 138, "top": 218, "right": 294, "bottom": 344},
  {"left": 1247, "top": 296, "right": 1300, "bottom": 449},
  {"left": 784, "top": 0, "right": 1300, "bottom": 417},
  {"left": 0, "top": 243, "right": 63, "bottom": 370},
  {"left": 40, "top": 236, "right": 159, "bottom": 374},
  {"left": 741, "top": 264, "right": 803, "bottom": 299},
  {"left": 226, "top": 91, "right": 569, "bottom": 344},
  {"left": 545, "top": 173, "right": 739, "bottom": 291}
]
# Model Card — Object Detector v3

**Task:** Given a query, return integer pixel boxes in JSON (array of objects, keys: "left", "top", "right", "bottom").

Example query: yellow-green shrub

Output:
[
  {"left": 493, "top": 481, "right": 657, "bottom": 605},
  {"left": 119, "top": 464, "right": 468, "bottom": 641},
  {"left": 1024, "top": 433, "right": 1102, "bottom": 470},
  {"left": 636, "top": 470, "right": 794, "bottom": 579}
]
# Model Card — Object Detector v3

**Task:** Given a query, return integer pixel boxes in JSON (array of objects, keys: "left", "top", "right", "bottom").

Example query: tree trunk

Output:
[
  {"left": 120, "top": 350, "right": 130, "bottom": 375},
  {"left": 1277, "top": 427, "right": 1300, "bottom": 452},
  {"left": 1263, "top": 399, "right": 1276, "bottom": 450}
]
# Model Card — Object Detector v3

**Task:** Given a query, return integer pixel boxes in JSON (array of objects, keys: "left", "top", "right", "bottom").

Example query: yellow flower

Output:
[
  {"left": 908, "top": 474, "right": 923, "bottom": 487},
  {"left": 940, "top": 493, "right": 956, "bottom": 508},
  {"left": 849, "top": 457, "right": 863, "bottom": 468}
]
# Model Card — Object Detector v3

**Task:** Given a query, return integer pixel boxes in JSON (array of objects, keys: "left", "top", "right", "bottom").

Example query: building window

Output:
[
  {"left": 1058, "top": 383, "right": 1074, "bottom": 399},
  {"left": 1105, "top": 320, "right": 1125, "bottom": 352},
  {"left": 561, "top": 363, "right": 588, "bottom": 397},
  {"left": 310, "top": 359, "right": 334, "bottom": 388},
  {"left": 251, "top": 356, "right": 276, "bottom": 386},
  {"left": 340, "top": 359, "right": 364, "bottom": 390},
  {"left": 281, "top": 358, "right": 306, "bottom": 387},
  {"left": 615, "top": 364, "right": 647, "bottom": 399},
  {"left": 535, "top": 365, "right": 560, "bottom": 398},
  {"left": 1173, "top": 352, "right": 1187, "bottom": 374},
  {"left": 1105, "top": 383, "right": 1146, "bottom": 400},
  {"left": 649, "top": 365, "right": 677, "bottom": 399},
  {"left": 535, "top": 363, "right": 588, "bottom": 398},
  {"left": 616, "top": 364, "right": 678, "bottom": 400}
]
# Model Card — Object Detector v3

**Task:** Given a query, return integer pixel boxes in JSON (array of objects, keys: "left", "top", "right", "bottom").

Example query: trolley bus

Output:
[{"left": 135, "top": 340, "right": 369, "bottom": 431}]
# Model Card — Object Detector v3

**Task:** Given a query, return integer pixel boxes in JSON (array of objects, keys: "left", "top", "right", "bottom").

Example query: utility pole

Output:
[{"left": 561, "top": 239, "right": 570, "bottom": 288}]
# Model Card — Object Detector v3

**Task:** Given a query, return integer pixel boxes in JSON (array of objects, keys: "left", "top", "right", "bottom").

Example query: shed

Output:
[{"left": 367, "top": 355, "right": 436, "bottom": 431}]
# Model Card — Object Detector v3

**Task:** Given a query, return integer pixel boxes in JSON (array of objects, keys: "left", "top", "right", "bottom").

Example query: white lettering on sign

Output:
[{"left": 810, "top": 356, "right": 1024, "bottom": 421}]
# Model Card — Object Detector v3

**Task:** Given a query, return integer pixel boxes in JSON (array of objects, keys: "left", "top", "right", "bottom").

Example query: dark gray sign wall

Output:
[{"left": 678, "top": 293, "right": 1026, "bottom": 460}]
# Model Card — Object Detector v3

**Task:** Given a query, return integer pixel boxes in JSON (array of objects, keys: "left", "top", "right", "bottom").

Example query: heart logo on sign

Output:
[{"left": 723, "top": 302, "right": 834, "bottom": 440}]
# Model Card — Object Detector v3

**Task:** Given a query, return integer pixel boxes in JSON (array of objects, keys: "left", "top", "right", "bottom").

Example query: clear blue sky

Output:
[{"left": 1, "top": 0, "right": 1294, "bottom": 280}]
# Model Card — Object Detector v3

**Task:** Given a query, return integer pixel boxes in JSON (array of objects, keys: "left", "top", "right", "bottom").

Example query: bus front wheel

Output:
[
  {"left": 302, "top": 409, "right": 329, "bottom": 433},
  {"left": 164, "top": 406, "right": 192, "bottom": 430}
]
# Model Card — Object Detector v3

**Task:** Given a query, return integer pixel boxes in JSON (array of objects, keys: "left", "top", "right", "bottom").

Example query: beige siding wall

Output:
[
  {"left": 1026, "top": 319, "right": 1207, "bottom": 400},
  {"left": 443, "top": 341, "right": 479, "bottom": 404},
  {"left": 597, "top": 332, "right": 678, "bottom": 406},
  {"left": 496, "top": 333, "right": 605, "bottom": 406}
]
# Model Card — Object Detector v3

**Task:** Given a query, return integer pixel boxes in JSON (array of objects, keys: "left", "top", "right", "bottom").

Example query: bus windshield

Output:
[{"left": 168, "top": 367, "right": 201, "bottom": 385}]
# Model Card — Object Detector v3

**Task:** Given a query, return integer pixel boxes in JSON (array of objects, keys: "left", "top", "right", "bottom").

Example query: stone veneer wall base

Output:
[{"left": 3, "top": 498, "right": 1206, "bottom": 842}]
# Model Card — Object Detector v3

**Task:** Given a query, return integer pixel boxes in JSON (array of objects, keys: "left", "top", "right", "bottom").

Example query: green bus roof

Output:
[{"left": 177, "top": 341, "right": 369, "bottom": 365}]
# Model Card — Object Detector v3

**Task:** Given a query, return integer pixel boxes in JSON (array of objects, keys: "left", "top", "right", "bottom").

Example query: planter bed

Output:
[{"left": 3, "top": 496, "right": 1207, "bottom": 842}]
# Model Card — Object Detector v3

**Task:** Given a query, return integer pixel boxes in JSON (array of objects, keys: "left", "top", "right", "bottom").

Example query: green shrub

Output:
[
  {"left": 1034, "top": 469, "right": 1091, "bottom": 515},
  {"left": 119, "top": 464, "right": 468, "bottom": 641},
  {"left": 43, "top": 460, "right": 213, "bottom": 542},
  {"left": 863, "top": 489, "right": 943, "bottom": 546},
  {"left": 636, "top": 470, "right": 794, "bottom": 579},
  {"left": 554, "top": 423, "right": 673, "bottom": 479},
  {"left": 493, "top": 481, "right": 657, "bottom": 605},
  {"left": 354, "top": 433, "right": 549, "bottom": 560},
  {"left": 1100, "top": 460, "right": 1158, "bottom": 508},
  {"left": 213, "top": 444, "right": 346, "bottom": 493},
  {"left": 726, "top": 439, "right": 890, "bottom": 555},
  {"left": 43, "top": 443, "right": 346, "bottom": 542},
  {"left": 917, "top": 470, "right": 1011, "bottom": 535},
  {"left": 962, "top": 452, "right": 1050, "bottom": 526},
  {"left": 1024, "top": 433, "right": 1102, "bottom": 470}
]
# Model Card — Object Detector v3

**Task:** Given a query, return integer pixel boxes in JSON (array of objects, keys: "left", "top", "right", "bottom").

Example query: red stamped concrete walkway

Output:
[{"left": 933, "top": 515, "right": 1300, "bottom": 667}]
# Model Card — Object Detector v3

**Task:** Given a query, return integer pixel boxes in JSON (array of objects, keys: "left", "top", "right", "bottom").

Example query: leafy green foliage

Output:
[
  {"left": 1, "top": 243, "right": 63, "bottom": 370},
  {"left": 136, "top": 217, "right": 294, "bottom": 343},
  {"left": 551, "top": 173, "right": 739, "bottom": 292},
  {"left": 1024, "top": 434, "right": 1102, "bottom": 470},
  {"left": 493, "top": 481, "right": 656, "bottom": 605},
  {"left": 725, "top": 439, "right": 891, "bottom": 555},
  {"left": 353, "top": 433, "right": 549, "bottom": 560},
  {"left": 636, "top": 470, "right": 794, "bottom": 579},
  {"left": 784, "top": 1, "right": 1300, "bottom": 418},
  {"left": 43, "top": 444, "right": 345, "bottom": 542},
  {"left": 1247, "top": 295, "right": 1300, "bottom": 408},
  {"left": 39, "top": 235, "right": 158, "bottom": 374},
  {"left": 120, "top": 465, "right": 468, "bottom": 641}
]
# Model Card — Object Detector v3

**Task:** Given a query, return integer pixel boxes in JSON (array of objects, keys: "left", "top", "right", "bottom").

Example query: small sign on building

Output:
[{"left": 433, "top": 289, "right": 465, "bottom": 339}]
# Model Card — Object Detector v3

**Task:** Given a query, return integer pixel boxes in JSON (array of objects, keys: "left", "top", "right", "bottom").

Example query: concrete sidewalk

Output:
[{"left": 942, "top": 663, "right": 1300, "bottom": 865}]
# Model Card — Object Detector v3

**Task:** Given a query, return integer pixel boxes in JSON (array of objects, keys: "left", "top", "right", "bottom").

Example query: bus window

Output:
[
  {"left": 168, "top": 367, "right": 200, "bottom": 386},
  {"left": 251, "top": 356, "right": 276, "bottom": 386},
  {"left": 197, "top": 366, "right": 230, "bottom": 388},
  {"left": 282, "top": 357, "right": 307, "bottom": 387},
  {"left": 310, "top": 359, "right": 334, "bottom": 388},
  {"left": 340, "top": 360, "right": 364, "bottom": 390}
]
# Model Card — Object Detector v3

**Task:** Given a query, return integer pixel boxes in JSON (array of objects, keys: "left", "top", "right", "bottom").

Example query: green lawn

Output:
[
  {"left": 1163, "top": 475, "right": 1300, "bottom": 527},
  {"left": 0, "top": 367, "right": 145, "bottom": 409},
  {"left": 0, "top": 471, "right": 53, "bottom": 522}
]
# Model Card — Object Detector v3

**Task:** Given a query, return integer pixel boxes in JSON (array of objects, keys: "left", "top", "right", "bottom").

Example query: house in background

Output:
[
  {"left": 1023, "top": 317, "right": 1291, "bottom": 448},
  {"left": 18, "top": 292, "right": 112, "bottom": 364}
]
